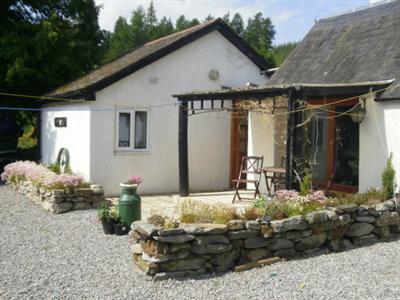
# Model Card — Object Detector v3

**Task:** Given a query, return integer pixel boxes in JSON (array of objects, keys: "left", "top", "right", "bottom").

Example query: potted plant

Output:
[
  {"left": 118, "top": 176, "right": 142, "bottom": 227},
  {"left": 97, "top": 202, "right": 118, "bottom": 235}
]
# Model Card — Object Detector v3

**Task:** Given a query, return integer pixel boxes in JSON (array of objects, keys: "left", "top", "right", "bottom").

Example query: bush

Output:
[
  {"left": 300, "top": 169, "right": 312, "bottom": 196},
  {"left": 382, "top": 153, "right": 396, "bottom": 199},
  {"left": 326, "top": 188, "right": 387, "bottom": 207},
  {"left": 241, "top": 207, "right": 265, "bottom": 220}
]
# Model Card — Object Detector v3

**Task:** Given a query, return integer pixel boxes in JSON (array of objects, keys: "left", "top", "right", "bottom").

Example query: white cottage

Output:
[{"left": 41, "top": 19, "right": 269, "bottom": 196}]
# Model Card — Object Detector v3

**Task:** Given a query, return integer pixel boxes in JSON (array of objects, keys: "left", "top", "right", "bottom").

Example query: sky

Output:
[{"left": 94, "top": 0, "right": 383, "bottom": 45}]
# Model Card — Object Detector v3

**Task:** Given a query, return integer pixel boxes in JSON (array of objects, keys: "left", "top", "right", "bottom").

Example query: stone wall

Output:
[
  {"left": 130, "top": 199, "right": 400, "bottom": 280},
  {"left": 9, "top": 180, "right": 105, "bottom": 213}
]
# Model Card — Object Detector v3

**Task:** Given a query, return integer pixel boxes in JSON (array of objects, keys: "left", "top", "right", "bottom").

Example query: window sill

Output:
[{"left": 113, "top": 149, "right": 150, "bottom": 155}]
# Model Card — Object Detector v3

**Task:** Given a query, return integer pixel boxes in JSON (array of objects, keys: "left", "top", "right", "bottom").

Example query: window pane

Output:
[
  {"left": 135, "top": 111, "right": 147, "bottom": 149},
  {"left": 118, "top": 112, "right": 130, "bottom": 147}
]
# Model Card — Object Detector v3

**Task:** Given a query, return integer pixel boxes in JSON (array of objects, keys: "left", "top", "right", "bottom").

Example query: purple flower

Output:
[{"left": 127, "top": 176, "right": 141, "bottom": 185}]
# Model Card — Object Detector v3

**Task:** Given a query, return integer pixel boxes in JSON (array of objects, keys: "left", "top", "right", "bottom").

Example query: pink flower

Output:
[
  {"left": 274, "top": 189, "right": 299, "bottom": 202},
  {"left": 127, "top": 176, "right": 142, "bottom": 185}
]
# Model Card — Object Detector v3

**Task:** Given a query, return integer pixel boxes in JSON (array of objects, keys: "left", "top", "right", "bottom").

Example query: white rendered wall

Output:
[
  {"left": 247, "top": 111, "right": 275, "bottom": 194},
  {"left": 359, "top": 99, "right": 400, "bottom": 193},
  {"left": 41, "top": 104, "right": 91, "bottom": 179},
  {"left": 89, "top": 31, "right": 266, "bottom": 196}
]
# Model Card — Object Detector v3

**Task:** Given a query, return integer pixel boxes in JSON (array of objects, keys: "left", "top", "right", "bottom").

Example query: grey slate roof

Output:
[
  {"left": 48, "top": 18, "right": 268, "bottom": 98},
  {"left": 267, "top": 0, "right": 400, "bottom": 100}
]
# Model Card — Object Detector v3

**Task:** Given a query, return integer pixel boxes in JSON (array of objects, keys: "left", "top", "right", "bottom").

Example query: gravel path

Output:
[{"left": 1, "top": 185, "right": 400, "bottom": 300}]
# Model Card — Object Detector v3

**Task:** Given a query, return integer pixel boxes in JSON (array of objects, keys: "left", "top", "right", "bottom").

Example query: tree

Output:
[
  {"left": 145, "top": 1, "right": 158, "bottom": 40},
  {"left": 204, "top": 14, "right": 214, "bottom": 22},
  {"left": 130, "top": 6, "right": 147, "bottom": 46},
  {"left": 230, "top": 13, "right": 245, "bottom": 37},
  {"left": 222, "top": 13, "right": 230, "bottom": 24},
  {"left": 271, "top": 42, "right": 298, "bottom": 66},
  {"left": 154, "top": 17, "right": 174, "bottom": 39},
  {"left": 175, "top": 15, "right": 199, "bottom": 31}
]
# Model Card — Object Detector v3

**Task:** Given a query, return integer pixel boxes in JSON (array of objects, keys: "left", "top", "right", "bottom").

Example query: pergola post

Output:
[
  {"left": 178, "top": 101, "right": 189, "bottom": 196},
  {"left": 285, "top": 89, "right": 294, "bottom": 189}
]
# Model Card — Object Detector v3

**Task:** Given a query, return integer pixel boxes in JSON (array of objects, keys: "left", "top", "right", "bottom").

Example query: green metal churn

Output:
[{"left": 118, "top": 183, "right": 141, "bottom": 226}]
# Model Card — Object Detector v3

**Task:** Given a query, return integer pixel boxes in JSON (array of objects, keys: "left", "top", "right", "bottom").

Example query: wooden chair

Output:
[{"left": 232, "top": 156, "right": 264, "bottom": 203}]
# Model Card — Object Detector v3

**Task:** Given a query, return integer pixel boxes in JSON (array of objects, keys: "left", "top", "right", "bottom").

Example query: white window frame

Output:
[{"left": 115, "top": 108, "right": 149, "bottom": 152}]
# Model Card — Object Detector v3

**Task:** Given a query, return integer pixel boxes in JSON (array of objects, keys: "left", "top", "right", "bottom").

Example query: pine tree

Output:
[{"left": 230, "top": 13, "right": 244, "bottom": 37}]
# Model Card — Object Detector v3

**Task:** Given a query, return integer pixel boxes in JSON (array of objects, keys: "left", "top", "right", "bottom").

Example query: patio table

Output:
[{"left": 261, "top": 166, "right": 286, "bottom": 194}]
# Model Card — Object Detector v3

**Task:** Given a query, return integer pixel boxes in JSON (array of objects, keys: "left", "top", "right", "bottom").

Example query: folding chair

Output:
[{"left": 232, "top": 156, "right": 264, "bottom": 203}]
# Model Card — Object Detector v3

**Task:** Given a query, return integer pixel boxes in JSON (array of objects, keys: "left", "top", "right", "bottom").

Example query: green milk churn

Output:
[{"left": 118, "top": 183, "right": 141, "bottom": 226}]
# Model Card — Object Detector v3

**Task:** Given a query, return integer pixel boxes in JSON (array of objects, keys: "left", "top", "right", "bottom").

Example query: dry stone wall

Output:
[
  {"left": 130, "top": 199, "right": 400, "bottom": 280},
  {"left": 9, "top": 180, "right": 105, "bottom": 213}
]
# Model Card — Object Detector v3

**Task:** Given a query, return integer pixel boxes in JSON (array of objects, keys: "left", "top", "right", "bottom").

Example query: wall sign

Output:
[{"left": 55, "top": 117, "right": 67, "bottom": 127}]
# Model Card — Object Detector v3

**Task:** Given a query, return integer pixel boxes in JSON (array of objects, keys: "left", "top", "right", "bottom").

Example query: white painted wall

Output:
[
  {"left": 85, "top": 31, "right": 266, "bottom": 195},
  {"left": 41, "top": 104, "right": 91, "bottom": 179},
  {"left": 359, "top": 99, "right": 400, "bottom": 193},
  {"left": 247, "top": 111, "right": 276, "bottom": 194}
]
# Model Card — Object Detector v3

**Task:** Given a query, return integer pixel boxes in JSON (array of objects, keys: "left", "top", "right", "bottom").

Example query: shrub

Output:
[
  {"left": 48, "top": 163, "right": 61, "bottom": 174},
  {"left": 382, "top": 153, "right": 396, "bottom": 199},
  {"left": 326, "top": 188, "right": 387, "bottom": 207},
  {"left": 274, "top": 189, "right": 299, "bottom": 202},
  {"left": 253, "top": 197, "right": 268, "bottom": 209},
  {"left": 300, "top": 169, "right": 312, "bottom": 196},
  {"left": 147, "top": 214, "right": 166, "bottom": 227},
  {"left": 241, "top": 207, "right": 265, "bottom": 220},
  {"left": 179, "top": 199, "right": 214, "bottom": 223},
  {"left": 44, "top": 174, "right": 87, "bottom": 190}
]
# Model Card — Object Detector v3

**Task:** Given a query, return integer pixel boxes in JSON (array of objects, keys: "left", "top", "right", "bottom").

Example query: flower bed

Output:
[
  {"left": 130, "top": 198, "right": 400, "bottom": 280},
  {"left": 1, "top": 161, "right": 105, "bottom": 213}
]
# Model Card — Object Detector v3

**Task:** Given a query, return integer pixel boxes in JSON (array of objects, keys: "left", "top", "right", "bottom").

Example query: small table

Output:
[{"left": 261, "top": 166, "right": 286, "bottom": 194}]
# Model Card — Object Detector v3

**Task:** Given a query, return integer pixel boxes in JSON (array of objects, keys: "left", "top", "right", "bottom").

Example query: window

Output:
[{"left": 116, "top": 110, "right": 148, "bottom": 151}]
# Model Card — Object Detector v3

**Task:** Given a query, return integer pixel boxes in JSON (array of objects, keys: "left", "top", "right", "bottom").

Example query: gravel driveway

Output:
[{"left": 1, "top": 185, "right": 399, "bottom": 300}]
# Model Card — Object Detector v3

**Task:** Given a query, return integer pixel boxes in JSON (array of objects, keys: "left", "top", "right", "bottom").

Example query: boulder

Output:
[
  {"left": 191, "top": 243, "right": 232, "bottom": 255},
  {"left": 227, "top": 230, "right": 258, "bottom": 240},
  {"left": 295, "top": 233, "right": 327, "bottom": 251},
  {"left": 346, "top": 223, "right": 375, "bottom": 237},
  {"left": 132, "top": 222, "right": 160, "bottom": 237},
  {"left": 192, "top": 235, "right": 229, "bottom": 246},
  {"left": 157, "top": 228, "right": 185, "bottom": 236},
  {"left": 160, "top": 256, "right": 207, "bottom": 272},
  {"left": 244, "top": 237, "right": 271, "bottom": 249},
  {"left": 270, "top": 216, "right": 308, "bottom": 233},
  {"left": 337, "top": 204, "right": 358, "bottom": 214},
  {"left": 305, "top": 210, "right": 330, "bottom": 224},
  {"left": 227, "top": 220, "right": 245, "bottom": 231},
  {"left": 355, "top": 216, "right": 376, "bottom": 223},
  {"left": 179, "top": 223, "right": 227, "bottom": 235},
  {"left": 153, "top": 234, "right": 195, "bottom": 244},
  {"left": 269, "top": 238, "right": 294, "bottom": 250}
]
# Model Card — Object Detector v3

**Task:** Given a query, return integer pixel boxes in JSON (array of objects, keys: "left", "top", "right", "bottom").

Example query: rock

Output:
[
  {"left": 230, "top": 239, "right": 243, "bottom": 249},
  {"left": 168, "top": 243, "right": 191, "bottom": 253},
  {"left": 346, "top": 223, "right": 375, "bottom": 237},
  {"left": 244, "top": 237, "right": 271, "bottom": 249},
  {"left": 179, "top": 223, "right": 227, "bottom": 235},
  {"left": 295, "top": 233, "right": 327, "bottom": 251},
  {"left": 72, "top": 202, "right": 91, "bottom": 210},
  {"left": 374, "top": 226, "right": 390, "bottom": 238},
  {"left": 141, "top": 240, "right": 169, "bottom": 256},
  {"left": 270, "top": 216, "right": 308, "bottom": 233},
  {"left": 274, "top": 248, "right": 296, "bottom": 258},
  {"left": 311, "top": 220, "right": 340, "bottom": 233},
  {"left": 337, "top": 204, "right": 358, "bottom": 214},
  {"left": 339, "top": 214, "right": 351, "bottom": 226},
  {"left": 227, "top": 220, "right": 245, "bottom": 231},
  {"left": 160, "top": 256, "right": 207, "bottom": 272},
  {"left": 153, "top": 234, "right": 195, "bottom": 244},
  {"left": 157, "top": 228, "right": 185, "bottom": 236},
  {"left": 90, "top": 184, "right": 104, "bottom": 195},
  {"left": 74, "top": 188, "right": 93, "bottom": 197},
  {"left": 374, "top": 201, "right": 395, "bottom": 212},
  {"left": 132, "top": 222, "right": 160, "bottom": 237},
  {"left": 48, "top": 195, "right": 65, "bottom": 203},
  {"left": 260, "top": 224, "right": 273, "bottom": 238},
  {"left": 303, "top": 247, "right": 329, "bottom": 257},
  {"left": 284, "top": 230, "right": 313, "bottom": 241},
  {"left": 390, "top": 224, "right": 400, "bottom": 234},
  {"left": 52, "top": 189, "right": 65, "bottom": 196},
  {"left": 305, "top": 210, "right": 329, "bottom": 224},
  {"left": 42, "top": 201, "right": 73, "bottom": 214},
  {"left": 328, "top": 239, "right": 354, "bottom": 252},
  {"left": 326, "top": 225, "right": 349, "bottom": 240},
  {"left": 235, "top": 257, "right": 280, "bottom": 272},
  {"left": 245, "top": 220, "right": 260, "bottom": 231},
  {"left": 191, "top": 243, "right": 232, "bottom": 255},
  {"left": 227, "top": 230, "right": 258, "bottom": 240},
  {"left": 207, "top": 263, "right": 235, "bottom": 273},
  {"left": 355, "top": 216, "right": 376, "bottom": 223},
  {"left": 192, "top": 235, "right": 229, "bottom": 246},
  {"left": 269, "top": 238, "right": 294, "bottom": 250},
  {"left": 240, "top": 248, "right": 271, "bottom": 262},
  {"left": 131, "top": 243, "right": 142, "bottom": 254},
  {"left": 209, "top": 249, "right": 240, "bottom": 266},
  {"left": 375, "top": 211, "right": 400, "bottom": 227},
  {"left": 133, "top": 254, "right": 159, "bottom": 276},
  {"left": 352, "top": 234, "right": 378, "bottom": 246},
  {"left": 70, "top": 197, "right": 85, "bottom": 203},
  {"left": 142, "top": 250, "right": 189, "bottom": 263},
  {"left": 153, "top": 268, "right": 206, "bottom": 281},
  {"left": 88, "top": 194, "right": 105, "bottom": 203}
]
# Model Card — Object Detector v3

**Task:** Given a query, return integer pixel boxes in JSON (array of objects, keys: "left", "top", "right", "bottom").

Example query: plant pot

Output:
[
  {"left": 101, "top": 220, "right": 116, "bottom": 235},
  {"left": 114, "top": 223, "right": 130, "bottom": 235},
  {"left": 118, "top": 183, "right": 141, "bottom": 226}
]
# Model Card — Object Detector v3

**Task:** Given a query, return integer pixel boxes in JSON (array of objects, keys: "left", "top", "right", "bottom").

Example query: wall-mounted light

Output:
[{"left": 351, "top": 97, "right": 366, "bottom": 124}]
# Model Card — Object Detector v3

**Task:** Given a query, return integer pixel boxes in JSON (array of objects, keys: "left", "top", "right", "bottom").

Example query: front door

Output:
[
  {"left": 230, "top": 110, "right": 248, "bottom": 187},
  {"left": 307, "top": 101, "right": 359, "bottom": 192}
]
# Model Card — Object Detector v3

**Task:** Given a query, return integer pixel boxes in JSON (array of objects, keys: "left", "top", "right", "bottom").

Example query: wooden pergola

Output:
[{"left": 173, "top": 81, "right": 392, "bottom": 196}]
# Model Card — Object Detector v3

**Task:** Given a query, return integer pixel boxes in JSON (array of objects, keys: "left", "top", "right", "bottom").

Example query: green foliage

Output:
[
  {"left": 326, "top": 189, "right": 387, "bottom": 207},
  {"left": 17, "top": 124, "right": 37, "bottom": 149},
  {"left": 270, "top": 42, "right": 298, "bottom": 66},
  {"left": 241, "top": 207, "right": 265, "bottom": 221},
  {"left": 252, "top": 197, "right": 267, "bottom": 209},
  {"left": 300, "top": 169, "right": 312, "bottom": 196},
  {"left": 382, "top": 153, "right": 396, "bottom": 199},
  {"left": 97, "top": 202, "right": 118, "bottom": 222},
  {"left": 48, "top": 163, "right": 61, "bottom": 174}
]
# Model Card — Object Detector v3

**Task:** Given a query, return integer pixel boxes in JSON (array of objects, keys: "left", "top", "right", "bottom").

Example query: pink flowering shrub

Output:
[
  {"left": 306, "top": 190, "right": 327, "bottom": 203},
  {"left": 127, "top": 176, "right": 142, "bottom": 185},
  {"left": 1, "top": 161, "right": 87, "bottom": 190},
  {"left": 274, "top": 190, "right": 299, "bottom": 202}
]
